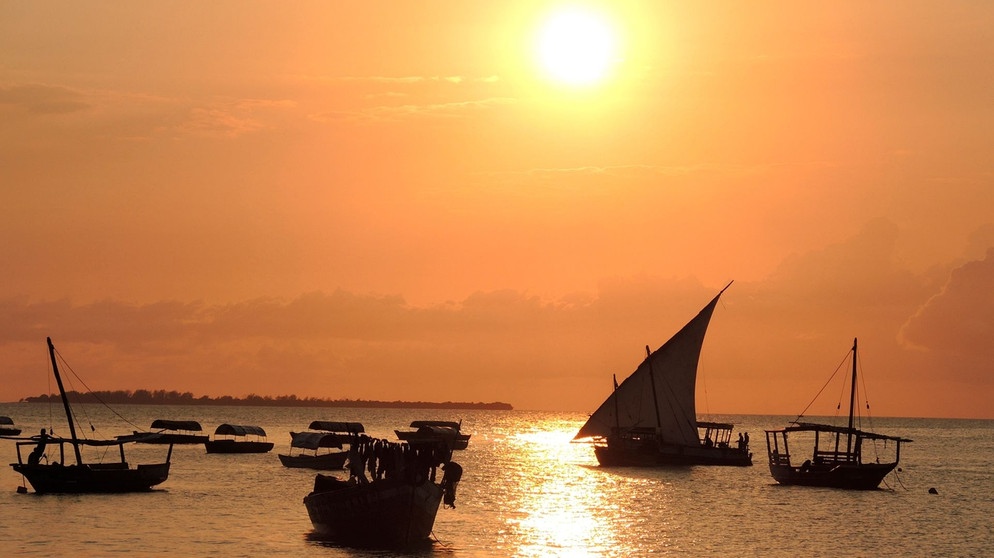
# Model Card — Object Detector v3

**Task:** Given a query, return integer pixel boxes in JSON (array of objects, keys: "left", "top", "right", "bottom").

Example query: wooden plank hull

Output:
[
  {"left": 304, "top": 477, "right": 443, "bottom": 547},
  {"left": 278, "top": 451, "right": 348, "bottom": 470},
  {"left": 594, "top": 442, "right": 752, "bottom": 467},
  {"left": 12, "top": 462, "right": 170, "bottom": 494},
  {"left": 395, "top": 431, "right": 470, "bottom": 450},
  {"left": 769, "top": 461, "right": 897, "bottom": 490},
  {"left": 204, "top": 440, "right": 274, "bottom": 454}
]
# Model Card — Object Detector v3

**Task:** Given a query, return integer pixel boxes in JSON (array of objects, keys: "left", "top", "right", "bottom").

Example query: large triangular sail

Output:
[{"left": 573, "top": 284, "right": 729, "bottom": 446}]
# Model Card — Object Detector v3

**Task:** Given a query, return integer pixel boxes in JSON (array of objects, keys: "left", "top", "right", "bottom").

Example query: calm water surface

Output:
[{"left": 0, "top": 404, "right": 990, "bottom": 557}]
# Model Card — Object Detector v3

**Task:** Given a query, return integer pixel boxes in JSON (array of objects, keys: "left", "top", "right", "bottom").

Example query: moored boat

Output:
[
  {"left": 765, "top": 338, "right": 912, "bottom": 490},
  {"left": 205, "top": 424, "right": 274, "bottom": 454},
  {"left": 0, "top": 416, "right": 22, "bottom": 437},
  {"left": 303, "top": 434, "right": 463, "bottom": 548},
  {"left": 572, "top": 283, "right": 752, "bottom": 467},
  {"left": 395, "top": 420, "right": 470, "bottom": 450},
  {"left": 10, "top": 337, "right": 173, "bottom": 494},
  {"left": 128, "top": 419, "right": 209, "bottom": 445},
  {"left": 279, "top": 421, "right": 364, "bottom": 469}
]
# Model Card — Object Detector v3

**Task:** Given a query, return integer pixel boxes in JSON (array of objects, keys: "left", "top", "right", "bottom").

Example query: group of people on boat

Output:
[{"left": 345, "top": 434, "right": 453, "bottom": 487}]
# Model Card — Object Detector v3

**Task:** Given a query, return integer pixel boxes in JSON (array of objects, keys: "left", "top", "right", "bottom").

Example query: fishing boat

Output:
[
  {"left": 572, "top": 283, "right": 752, "bottom": 467},
  {"left": 204, "top": 424, "right": 274, "bottom": 454},
  {"left": 10, "top": 337, "right": 173, "bottom": 494},
  {"left": 765, "top": 338, "right": 912, "bottom": 490},
  {"left": 128, "top": 419, "right": 209, "bottom": 445},
  {"left": 303, "top": 435, "right": 463, "bottom": 548},
  {"left": 0, "top": 416, "right": 22, "bottom": 437},
  {"left": 279, "top": 432, "right": 348, "bottom": 470},
  {"left": 395, "top": 420, "right": 470, "bottom": 450},
  {"left": 279, "top": 421, "right": 364, "bottom": 470}
]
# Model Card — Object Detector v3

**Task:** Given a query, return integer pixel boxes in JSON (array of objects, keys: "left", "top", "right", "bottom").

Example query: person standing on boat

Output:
[{"left": 27, "top": 428, "right": 49, "bottom": 465}]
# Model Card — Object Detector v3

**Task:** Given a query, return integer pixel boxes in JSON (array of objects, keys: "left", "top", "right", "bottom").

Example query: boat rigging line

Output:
[
  {"left": 51, "top": 344, "right": 144, "bottom": 434},
  {"left": 791, "top": 345, "right": 854, "bottom": 423}
]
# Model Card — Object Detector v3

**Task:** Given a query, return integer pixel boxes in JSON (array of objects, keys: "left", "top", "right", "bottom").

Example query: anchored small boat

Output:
[
  {"left": 0, "top": 416, "right": 22, "bottom": 437},
  {"left": 765, "top": 338, "right": 912, "bottom": 490},
  {"left": 205, "top": 424, "right": 274, "bottom": 454},
  {"left": 278, "top": 422, "right": 364, "bottom": 470},
  {"left": 128, "top": 419, "right": 209, "bottom": 445},
  {"left": 10, "top": 337, "right": 173, "bottom": 494},
  {"left": 395, "top": 420, "right": 470, "bottom": 450},
  {"left": 572, "top": 283, "right": 752, "bottom": 467}
]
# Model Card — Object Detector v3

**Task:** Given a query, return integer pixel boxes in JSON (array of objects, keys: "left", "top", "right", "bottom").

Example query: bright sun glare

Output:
[{"left": 536, "top": 7, "right": 619, "bottom": 86}]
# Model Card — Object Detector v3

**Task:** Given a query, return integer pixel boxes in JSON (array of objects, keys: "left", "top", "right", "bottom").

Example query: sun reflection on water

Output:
[{"left": 494, "top": 426, "right": 620, "bottom": 555}]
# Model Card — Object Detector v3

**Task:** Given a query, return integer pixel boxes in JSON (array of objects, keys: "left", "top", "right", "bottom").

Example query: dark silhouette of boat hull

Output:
[
  {"left": 304, "top": 477, "right": 444, "bottom": 547},
  {"left": 278, "top": 451, "right": 348, "bottom": 470},
  {"left": 595, "top": 442, "right": 752, "bottom": 467},
  {"left": 768, "top": 461, "right": 897, "bottom": 490},
  {"left": 12, "top": 462, "right": 170, "bottom": 494},
  {"left": 9, "top": 338, "right": 174, "bottom": 495},
  {"left": 204, "top": 440, "right": 274, "bottom": 454}
]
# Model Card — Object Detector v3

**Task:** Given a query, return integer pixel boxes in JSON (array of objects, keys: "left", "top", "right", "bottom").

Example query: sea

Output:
[{"left": 0, "top": 403, "right": 990, "bottom": 557}]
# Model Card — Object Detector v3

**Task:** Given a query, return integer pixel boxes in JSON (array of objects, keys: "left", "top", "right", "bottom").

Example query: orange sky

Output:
[{"left": 1, "top": 2, "right": 992, "bottom": 418}]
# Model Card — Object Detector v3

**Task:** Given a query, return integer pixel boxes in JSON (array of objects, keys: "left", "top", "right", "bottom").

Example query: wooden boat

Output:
[
  {"left": 204, "top": 424, "right": 274, "bottom": 454},
  {"left": 395, "top": 420, "right": 470, "bottom": 450},
  {"left": 278, "top": 432, "right": 349, "bottom": 470},
  {"left": 572, "top": 282, "right": 752, "bottom": 467},
  {"left": 279, "top": 421, "right": 364, "bottom": 469},
  {"left": 303, "top": 436, "right": 463, "bottom": 548},
  {"left": 765, "top": 338, "right": 912, "bottom": 490},
  {"left": 0, "top": 416, "right": 22, "bottom": 437},
  {"left": 10, "top": 337, "right": 173, "bottom": 494},
  {"left": 129, "top": 419, "right": 209, "bottom": 445}
]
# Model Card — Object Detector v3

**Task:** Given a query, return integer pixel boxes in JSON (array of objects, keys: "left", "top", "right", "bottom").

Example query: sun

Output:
[{"left": 535, "top": 6, "right": 619, "bottom": 86}]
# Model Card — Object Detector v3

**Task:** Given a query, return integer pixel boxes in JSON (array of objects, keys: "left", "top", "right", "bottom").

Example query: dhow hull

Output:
[
  {"left": 595, "top": 443, "right": 752, "bottom": 467},
  {"left": 12, "top": 462, "right": 171, "bottom": 494},
  {"left": 768, "top": 462, "right": 897, "bottom": 490}
]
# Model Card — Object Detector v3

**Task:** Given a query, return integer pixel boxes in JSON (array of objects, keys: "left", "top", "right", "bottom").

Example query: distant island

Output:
[{"left": 21, "top": 389, "right": 513, "bottom": 411}]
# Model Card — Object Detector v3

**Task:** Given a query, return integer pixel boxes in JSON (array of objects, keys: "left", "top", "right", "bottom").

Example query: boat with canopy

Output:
[
  {"left": 205, "top": 424, "right": 274, "bottom": 454},
  {"left": 278, "top": 422, "right": 364, "bottom": 470},
  {"left": 0, "top": 416, "right": 22, "bottom": 437},
  {"left": 395, "top": 420, "right": 470, "bottom": 450},
  {"left": 765, "top": 338, "right": 912, "bottom": 489},
  {"left": 572, "top": 283, "right": 752, "bottom": 466},
  {"left": 127, "top": 419, "right": 209, "bottom": 445}
]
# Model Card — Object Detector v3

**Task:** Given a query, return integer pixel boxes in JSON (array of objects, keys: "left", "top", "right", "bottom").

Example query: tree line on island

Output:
[{"left": 21, "top": 389, "right": 513, "bottom": 410}]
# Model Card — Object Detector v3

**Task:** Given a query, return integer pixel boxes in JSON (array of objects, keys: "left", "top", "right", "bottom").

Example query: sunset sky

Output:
[{"left": 2, "top": 2, "right": 992, "bottom": 419}]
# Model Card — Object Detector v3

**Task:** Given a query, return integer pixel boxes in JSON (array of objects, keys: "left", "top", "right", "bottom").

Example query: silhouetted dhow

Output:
[
  {"left": 572, "top": 282, "right": 753, "bottom": 467},
  {"left": 10, "top": 337, "right": 173, "bottom": 494}
]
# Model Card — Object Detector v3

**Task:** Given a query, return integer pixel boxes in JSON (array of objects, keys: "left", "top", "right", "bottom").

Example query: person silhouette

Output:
[{"left": 28, "top": 428, "right": 49, "bottom": 465}]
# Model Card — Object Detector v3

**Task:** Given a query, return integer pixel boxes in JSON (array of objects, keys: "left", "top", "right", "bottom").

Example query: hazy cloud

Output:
[
  {"left": 899, "top": 248, "right": 994, "bottom": 379},
  {"left": 0, "top": 83, "right": 89, "bottom": 114}
]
